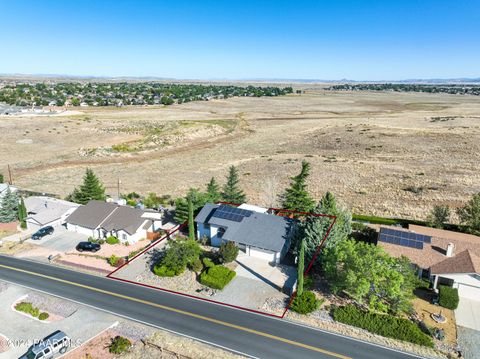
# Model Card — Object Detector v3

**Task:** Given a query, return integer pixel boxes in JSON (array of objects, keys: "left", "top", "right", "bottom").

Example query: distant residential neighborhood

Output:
[{"left": 0, "top": 81, "right": 294, "bottom": 107}]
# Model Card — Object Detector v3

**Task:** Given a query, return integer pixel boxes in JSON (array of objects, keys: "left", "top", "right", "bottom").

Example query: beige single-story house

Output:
[
  {"left": 65, "top": 200, "right": 163, "bottom": 243},
  {"left": 378, "top": 224, "right": 480, "bottom": 302}
]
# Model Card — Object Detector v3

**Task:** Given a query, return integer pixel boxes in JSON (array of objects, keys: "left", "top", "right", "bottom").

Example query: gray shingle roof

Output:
[
  {"left": 25, "top": 196, "right": 79, "bottom": 226},
  {"left": 66, "top": 200, "right": 148, "bottom": 234},
  {"left": 195, "top": 203, "right": 292, "bottom": 252}
]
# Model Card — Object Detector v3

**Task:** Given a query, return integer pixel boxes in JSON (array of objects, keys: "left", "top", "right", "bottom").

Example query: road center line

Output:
[{"left": 0, "top": 263, "right": 350, "bottom": 359}]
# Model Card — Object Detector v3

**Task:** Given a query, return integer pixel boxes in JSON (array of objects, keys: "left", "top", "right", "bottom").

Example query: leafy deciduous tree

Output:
[{"left": 323, "top": 239, "right": 416, "bottom": 314}]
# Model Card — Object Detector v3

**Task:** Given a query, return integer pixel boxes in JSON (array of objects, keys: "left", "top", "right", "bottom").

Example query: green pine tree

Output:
[
  {"left": 295, "top": 192, "right": 351, "bottom": 268},
  {"left": 174, "top": 188, "right": 208, "bottom": 224},
  {"left": 205, "top": 177, "right": 221, "bottom": 203},
  {"left": 70, "top": 168, "right": 106, "bottom": 205},
  {"left": 0, "top": 187, "right": 19, "bottom": 223},
  {"left": 188, "top": 194, "right": 195, "bottom": 240},
  {"left": 280, "top": 160, "right": 315, "bottom": 212},
  {"left": 18, "top": 197, "right": 27, "bottom": 229},
  {"left": 221, "top": 166, "right": 246, "bottom": 204},
  {"left": 297, "top": 238, "right": 305, "bottom": 296}
]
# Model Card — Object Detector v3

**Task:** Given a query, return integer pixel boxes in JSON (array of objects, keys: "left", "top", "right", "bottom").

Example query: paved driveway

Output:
[
  {"left": 455, "top": 297, "right": 480, "bottom": 330},
  {"left": 25, "top": 227, "right": 88, "bottom": 252}
]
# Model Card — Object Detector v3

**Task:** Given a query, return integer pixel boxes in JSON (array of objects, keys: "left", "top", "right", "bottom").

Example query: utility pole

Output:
[
  {"left": 117, "top": 178, "right": 121, "bottom": 199},
  {"left": 7, "top": 165, "right": 13, "bottom": 185}
]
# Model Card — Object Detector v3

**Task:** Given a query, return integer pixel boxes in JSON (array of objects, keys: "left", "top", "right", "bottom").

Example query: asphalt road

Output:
[{"left": 0, "top": 255, "right": 423, "bottom": 359}]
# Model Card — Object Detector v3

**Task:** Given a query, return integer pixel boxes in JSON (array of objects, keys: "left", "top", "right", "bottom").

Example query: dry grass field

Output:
[{"left": 1, "top": 87, "right": 479, "bottom": 220}]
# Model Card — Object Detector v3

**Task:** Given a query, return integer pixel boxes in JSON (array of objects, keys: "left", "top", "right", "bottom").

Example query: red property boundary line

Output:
[{"left": 107, "top": 204, "right": 336, "bottom": 319}]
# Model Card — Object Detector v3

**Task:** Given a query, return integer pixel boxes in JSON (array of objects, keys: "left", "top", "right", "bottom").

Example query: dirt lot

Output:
[{"left": 2, "top": 88, "right": 480, "bottom": 220}]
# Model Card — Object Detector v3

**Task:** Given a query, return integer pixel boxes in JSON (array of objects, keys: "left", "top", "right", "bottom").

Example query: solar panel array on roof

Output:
[
  {"left": 378, "top": 227, "right": 432, "bottom": 250},
  {"left": 212, "top": 204, "right": 252, "bottom": 223}
]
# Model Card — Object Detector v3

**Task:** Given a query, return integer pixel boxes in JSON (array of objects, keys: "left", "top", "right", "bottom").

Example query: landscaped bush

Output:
[
  {"left": 304, "top": 275, "right": 314, "bottom": 290},
  {"left": 200, "top": 265, "right": 236, "bottom": 290},
  {"left": 332, "top": 305, "right": 434, "bottom": 347},
  {"left": 108, "top": 335, "right": 131, "bottom": 354},
  {"left": 218, "top": 241, "right": 239, "bottom": 263},
  {"left": 439, "top": 285, "right": 459, "bottom": 310},
  {"left": 189, "top": 258, "right": 203, "bottom": 273},
  {"left": 15, "top": 302, "right": 42, "bottom": 319},
  {"left": 108, "top": 254, "right": 119, "bottom": 267},
  {"left": 106, "top": 236, "right": 120, "bottom": 245},
  {"left": 153, "top": 264, "right": 184, "bottom": 277},
  {"left": 38, "top": 312, "right": 49, "bottom": 321},
  {"left": 153, "top": 239, "right": 201, "bottom": 277},
  {"left": 202, "top": 257, "right": 215, "bottom": 268},
  {"left": 290, "top": 291, "right": 322, "bottom": 314}
]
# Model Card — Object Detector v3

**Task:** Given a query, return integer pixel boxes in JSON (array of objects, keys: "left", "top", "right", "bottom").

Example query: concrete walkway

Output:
[{"left": 0, "top": 283, "right": 116, "bottom": 358}]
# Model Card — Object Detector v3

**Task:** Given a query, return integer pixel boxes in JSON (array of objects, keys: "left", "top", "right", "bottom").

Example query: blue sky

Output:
[{"left": 0, "top": 1, "right": 478, "bottom": 80}]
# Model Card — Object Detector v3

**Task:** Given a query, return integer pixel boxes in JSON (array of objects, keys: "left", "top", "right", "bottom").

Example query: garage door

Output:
[
  {"left": 249, "top": 247, "right": 275, "bottom": 262},
  {"left": 458, "top": 284, "right": 480, "bottom": 301}
]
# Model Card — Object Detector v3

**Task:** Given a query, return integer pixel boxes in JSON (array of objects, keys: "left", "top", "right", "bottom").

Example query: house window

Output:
[
  {"left": 217, "top": 227, "right": 226, "bottom": 238},
  {"left": 122, "top": 233, "right": 127, "bottom": 241}
]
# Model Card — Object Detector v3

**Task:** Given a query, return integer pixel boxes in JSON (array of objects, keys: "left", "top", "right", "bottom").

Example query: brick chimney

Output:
[{"left": 446, "top": 243, "right": 455, "bottom": 257}]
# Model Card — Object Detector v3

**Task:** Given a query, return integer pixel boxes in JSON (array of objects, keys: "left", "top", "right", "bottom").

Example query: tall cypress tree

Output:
[
  {"left": 187, "top": 193, "right": 195, "bottom": 240},
  {"left": 221, "top": 166, "right": 246, "bottom": 204},
  {"left": 206, "top": 177, "right": 221, "bottom": 203},
  {"left": 0, "top": 187, "right": 19, "bottom": 223},
  {"left": 18, "top": 197, "right": 27, "bottom": 229},
  {"left": 280, "top": 160, "right": 314, "bottom": 212},
  {"left": 70, "top": 168, "right": 106, "bottom": 204},
  {"left": 297, "top": 238, "right": 305, "bottom": 296}
]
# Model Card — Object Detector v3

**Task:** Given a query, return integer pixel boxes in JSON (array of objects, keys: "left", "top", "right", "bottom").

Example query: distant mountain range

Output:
[{"left": 0, "top": 73, "right": 479, "bottom": 84}]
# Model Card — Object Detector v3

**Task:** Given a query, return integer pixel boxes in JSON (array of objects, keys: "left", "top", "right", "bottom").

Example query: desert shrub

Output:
[
  {"left": 200, "top": 265, "right": 236, "bottom": 290},
  {"left": 153, "top": 265, "right": 178, "bottom": 277},
  {"left": 332, "top": 305, "right": 434, "bottom": 347},
  {"left": 202, "top": 257, "right": 215, "bottom": 268},
  {"left": 108, "top": 254, "right": 120, "bottom": 267},
  {"left": 218, "top": 241, "right": 239, "bottom": 263},
  {"left": 15, "top": 302, "right": 41, "bottom": 318},
  {"left": 153, "top": 239, "right": 201, "bottom": 277},
  {"left": 189, "top": 258, "right": 203, "bottom": 273},
  {"left": 38, "top": 312, "right": 49, "bottom": 321},
  {"left": 106, "top": 236, "right": 120, "bottom": 245},
  {"left": 439, "top": 285, "right": 459, "bottom": 310},
  {"left": 108, "top": 335, "right": 131, "bottom": 354},
  {"left": 290, "top": 291, "right": 321, "bottom": 314}
]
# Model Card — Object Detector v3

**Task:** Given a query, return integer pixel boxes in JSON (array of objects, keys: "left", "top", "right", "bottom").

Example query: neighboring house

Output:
[
  {"left": 377, "top": 224, "right": 480, "bottom": 302},
  {"left": 195, "top": 203, "right": 292, "bottom": 264},
  {"left": 24, "top": 196, "right": 79, "bottom": 230},
  {"left": 0, "top": 183, "right": 18, "bottom": 200},
  {"left": 65, "top": 200, "right": 163, "bottom": 243}
]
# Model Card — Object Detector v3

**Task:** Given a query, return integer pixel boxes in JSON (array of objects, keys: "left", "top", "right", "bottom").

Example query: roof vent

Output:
[{"left": 446, "top": 243, "right": 455, "bottom": 257}]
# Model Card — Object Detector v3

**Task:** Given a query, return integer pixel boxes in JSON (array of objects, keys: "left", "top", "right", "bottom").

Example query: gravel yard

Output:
[{"left": 26, "top": 291, "right": 79, "bottom": 318}]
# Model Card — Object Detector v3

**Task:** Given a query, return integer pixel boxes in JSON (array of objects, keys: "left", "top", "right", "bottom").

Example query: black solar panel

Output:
[
  {"left": 379, "top": 227, "right": 428, "bottom": 250},
  {"left": 212, "top": 205, "right": 253, "bottom": 222}
]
